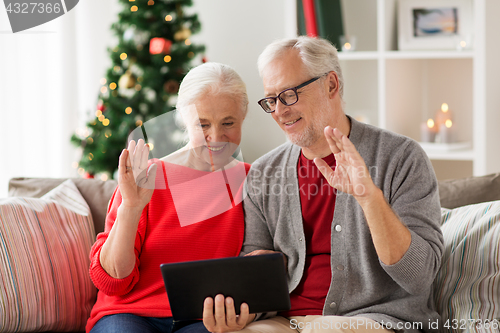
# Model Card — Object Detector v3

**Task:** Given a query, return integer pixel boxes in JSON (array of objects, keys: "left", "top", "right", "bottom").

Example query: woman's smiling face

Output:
[{"left": 184, "top": 94, "right": 245, "bottom": 170}]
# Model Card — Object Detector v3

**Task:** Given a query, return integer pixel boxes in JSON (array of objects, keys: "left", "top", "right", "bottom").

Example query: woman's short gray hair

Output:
[
  {"left": 176, "top": 62, "right": 248, "bottom": 125},
  {"left": 257, "top": 36, "right": 344, "bottom": 99}
]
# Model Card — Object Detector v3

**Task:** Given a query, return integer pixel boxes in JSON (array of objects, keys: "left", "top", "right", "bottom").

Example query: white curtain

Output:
[{"left": 0, "top": 0, "right": 120, "bottom": 197}]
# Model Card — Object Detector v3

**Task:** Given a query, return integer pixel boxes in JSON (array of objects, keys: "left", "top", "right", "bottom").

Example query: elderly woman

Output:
[{"left": 86, "top": 62, "right": 250, "bottom": 333}]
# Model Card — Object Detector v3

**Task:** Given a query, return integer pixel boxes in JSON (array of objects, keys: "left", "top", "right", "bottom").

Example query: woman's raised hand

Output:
[{"left": 118, "top": 139, "right": 157, "bottom": 210}]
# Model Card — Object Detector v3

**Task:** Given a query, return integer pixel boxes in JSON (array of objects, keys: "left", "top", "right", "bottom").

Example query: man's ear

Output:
[{"left": 326, "top": 71, "right": 339, "bottom": 98}]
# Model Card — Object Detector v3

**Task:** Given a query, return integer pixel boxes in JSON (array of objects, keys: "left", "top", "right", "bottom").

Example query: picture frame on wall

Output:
[{"left": 398, "top": 0, "right": 473, "bottom": 51}]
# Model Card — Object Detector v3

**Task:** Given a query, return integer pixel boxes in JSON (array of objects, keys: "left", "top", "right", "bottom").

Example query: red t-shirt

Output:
[
  {"left": 282, "top": 152, "right": 336, "bottom": 316},
  {"left": 86, "top": 160, "right": 249, "bottom": 332}
]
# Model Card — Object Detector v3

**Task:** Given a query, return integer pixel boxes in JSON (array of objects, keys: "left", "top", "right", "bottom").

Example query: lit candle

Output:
[
  {"left": 420, "top": 118, "right": 437, "bottom": 142},
  {"left": 340, "top": 35, "right": 356, "bottom": 52},
  {"left": 438, "top": 119, "right": 454, "bottom": 144},
  {"left": 435, "top": 103, "right": 452, "bottom": 129}
]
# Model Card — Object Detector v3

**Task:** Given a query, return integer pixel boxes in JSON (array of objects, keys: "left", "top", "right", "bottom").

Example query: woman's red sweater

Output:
[{"left": 86, "top": 160, "right": 249, "bottom": 332}]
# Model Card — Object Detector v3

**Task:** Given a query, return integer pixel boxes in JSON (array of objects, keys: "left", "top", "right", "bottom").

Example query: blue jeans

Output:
[{"left": 90, "top": 313, "right": 210, "bottom": 333}]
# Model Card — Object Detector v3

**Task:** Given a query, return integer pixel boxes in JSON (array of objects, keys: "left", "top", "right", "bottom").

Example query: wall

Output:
[
  {"left": 189, "top": 0, "right": 293, "bottom": 163},
  {"left": 341, "top": 0, "right": 377, "bottom": 51}
]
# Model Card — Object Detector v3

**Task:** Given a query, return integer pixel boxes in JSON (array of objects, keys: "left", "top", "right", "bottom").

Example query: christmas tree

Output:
[{"left": 71, "top": 0, "right": 205, "bottom": 179}]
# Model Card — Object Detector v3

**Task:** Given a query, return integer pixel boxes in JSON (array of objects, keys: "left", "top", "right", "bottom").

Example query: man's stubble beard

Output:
[{"left": 286, "top": 102, "right": 332, "bottom": 148}]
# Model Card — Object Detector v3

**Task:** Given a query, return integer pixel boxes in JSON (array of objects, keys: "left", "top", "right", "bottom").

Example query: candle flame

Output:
[
  {"left": 441, "top": 103, "right": 449, "bottom": 112},
  {"left": 427, "top": 119, "right": 435, "bottom": 128},
  {"left": 344, "top": 43, "right": 351, "bottom": 50},
  {"left": 445, "top": 119, "right": 452, "bottom": 128}
]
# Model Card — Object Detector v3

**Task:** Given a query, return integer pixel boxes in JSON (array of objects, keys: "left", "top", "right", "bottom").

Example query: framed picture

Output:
[{"left": 398, "top": 0, "right": 473, "bottom": 51}]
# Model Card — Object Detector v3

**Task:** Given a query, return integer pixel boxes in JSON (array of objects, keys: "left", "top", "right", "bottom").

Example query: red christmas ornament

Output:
[
  {"left": 150, "top": 38, "right": 172, "bottom": 55},
  {"left": 97, "top": 100, "right": 106, "bottom": 112},
  {"left": 83, "top": 172, "right": 95, "bottom": 179},
  {"left": 202, "top": 56, "right": 208, "bottom": 63}
]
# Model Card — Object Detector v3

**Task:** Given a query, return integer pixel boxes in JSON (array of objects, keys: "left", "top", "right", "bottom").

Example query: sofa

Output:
[{"left": 1, "top": 173, "right": 500, "bottom": 333}]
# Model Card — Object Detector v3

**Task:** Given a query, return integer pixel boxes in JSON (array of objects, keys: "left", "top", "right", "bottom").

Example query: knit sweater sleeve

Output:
[
  {"left": 88, "top": 186, "right": 146, "bottom": 296},
  {"left": 241, "top": 161, "right": 275, "bottom": 255},
  {"left": 379, "top": 139, "right": 444, "bottom": 295}
]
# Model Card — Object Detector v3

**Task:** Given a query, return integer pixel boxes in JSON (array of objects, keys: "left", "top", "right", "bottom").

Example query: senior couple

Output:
[{"left": 86, "top": 36, "right": 444, "bottom": 333}]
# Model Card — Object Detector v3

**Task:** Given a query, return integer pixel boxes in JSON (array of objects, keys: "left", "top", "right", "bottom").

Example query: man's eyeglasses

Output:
[{"left": 257, "top": 75, "right": 324, "bottom": 113}]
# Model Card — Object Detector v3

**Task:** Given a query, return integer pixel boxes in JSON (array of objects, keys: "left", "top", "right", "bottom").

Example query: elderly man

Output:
[{"left": 203, "top": 36, "right": 444, "bottom": 333}]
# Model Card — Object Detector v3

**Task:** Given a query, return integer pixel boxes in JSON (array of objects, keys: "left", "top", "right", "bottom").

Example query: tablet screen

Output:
[{"left": 160, "top": 253, "right": 290, "bottom": 320}]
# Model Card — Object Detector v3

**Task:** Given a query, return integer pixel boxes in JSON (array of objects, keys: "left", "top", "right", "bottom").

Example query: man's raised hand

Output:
[{"left": 314, "top": 126, "right": 376, "bottom": 201}]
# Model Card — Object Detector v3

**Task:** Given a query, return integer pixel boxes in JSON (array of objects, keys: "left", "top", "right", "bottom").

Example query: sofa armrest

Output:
[
  {"left": 438, "top": 172, "right": 500, "bottom": 209},
  {"left": 8, "top": 177, "right": 117, "bottom": 234}
]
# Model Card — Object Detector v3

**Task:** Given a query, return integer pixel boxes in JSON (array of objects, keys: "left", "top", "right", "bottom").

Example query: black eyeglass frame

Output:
[{"left": 257, "top": 75, "right": 325, "bottom": 113}]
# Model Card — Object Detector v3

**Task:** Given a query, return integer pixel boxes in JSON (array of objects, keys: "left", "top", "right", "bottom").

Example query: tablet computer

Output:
[{"left": 160, "top": 253, "right": 290, "bottom": 321}]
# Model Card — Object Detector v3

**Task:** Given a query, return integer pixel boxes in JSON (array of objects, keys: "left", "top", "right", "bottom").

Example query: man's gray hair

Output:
[{"left": 257, "top": 36, "right": 344, "bottom": 99}]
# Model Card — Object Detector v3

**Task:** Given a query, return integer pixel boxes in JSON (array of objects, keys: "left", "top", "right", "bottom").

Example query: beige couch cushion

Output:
[
  {"left": 438, "top": 173, "right": 500, "bottom": 209},
  {"left": 8, "top": 177, "right": 117, "bottom": 234}
]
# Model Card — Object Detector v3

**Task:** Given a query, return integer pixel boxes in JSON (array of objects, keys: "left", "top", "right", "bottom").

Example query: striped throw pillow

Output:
[
  {"left": 434, "top": 200, "right": 500, "bottom": 332},
  {"left": 0, "top": 179, "right": 97, "bottom": 332}
]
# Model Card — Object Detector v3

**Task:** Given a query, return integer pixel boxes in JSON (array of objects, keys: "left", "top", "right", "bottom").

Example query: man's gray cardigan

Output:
[{"left": 242, "top": 117, "right": 444, "bottom": 332}]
